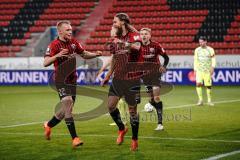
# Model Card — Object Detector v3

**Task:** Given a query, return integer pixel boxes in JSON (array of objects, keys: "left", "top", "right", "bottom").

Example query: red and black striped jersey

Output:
[
  {"left": 44, "top": 37, "right": 84, "bottom": 84},
  {"left": 110, "top": 31, "right": 142, "bottom": 80},
  {"left": 138, "top": 41, "right": 165, "bottom": 64}
]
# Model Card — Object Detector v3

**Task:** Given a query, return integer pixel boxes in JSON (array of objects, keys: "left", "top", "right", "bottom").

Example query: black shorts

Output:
[
  {"left": 55, "top": 83, "right": 76, "bottom": 101},
  {"left": 142, "top": 72, "right": 162, "bottom": 93},
  {"left": 108, "top": 78, "right": 140, "bottom": 106}
]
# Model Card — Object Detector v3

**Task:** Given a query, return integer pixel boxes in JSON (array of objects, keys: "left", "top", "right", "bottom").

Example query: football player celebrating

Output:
[
  {"left": 139, "top": 28, "right": 169, "bottom": 131},
  {"left": 43, "top": 20, "right": 102, "bottom": 148},
  {"left": 101, "top": 13, "right": 141, "bottom": 151}
]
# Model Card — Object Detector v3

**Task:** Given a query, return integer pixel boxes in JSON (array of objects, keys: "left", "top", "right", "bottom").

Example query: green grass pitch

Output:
[{"left": 0, "top": 85, "right": 240, "bottom": 160}]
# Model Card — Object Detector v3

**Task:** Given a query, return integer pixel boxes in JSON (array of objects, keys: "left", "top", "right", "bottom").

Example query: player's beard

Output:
[{"left": 116, "top": 27, "right": 123, "bottom": 37}]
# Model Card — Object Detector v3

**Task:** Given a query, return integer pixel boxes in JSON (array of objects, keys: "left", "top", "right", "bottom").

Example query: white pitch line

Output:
[
  {"left": 0, "top": 90, "right": 52, "bottom": 95},
  {"left": 0, "top": 122, "right": 43, "bottom": 128},
  {"left": 0, "top": 99, "right": 239, "bottom": 129},
  {"left": 202, "top": 149, "right": 240, "bottom": 160},
  {"left": 165, "top": 99, "right": 240, "bottom": 110},
  {"left": 0, "top": 132, "right": 240, "bottom": 144}
]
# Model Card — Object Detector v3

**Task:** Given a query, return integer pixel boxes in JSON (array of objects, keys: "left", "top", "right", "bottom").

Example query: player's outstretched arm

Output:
[
  {"left": 81, "top": 50, "right": 102, "bottom": 59},
  {"left": 43, "top": 49, "right": 69, "bottom": 67}
]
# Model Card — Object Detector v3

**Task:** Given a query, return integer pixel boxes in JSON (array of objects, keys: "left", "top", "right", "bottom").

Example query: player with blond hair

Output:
[
  {"left": 43, "top": 20, "right": 102, "bottom": 147},
  {"left": 139, "top": 27, "right": 169, "bottom": 130}
]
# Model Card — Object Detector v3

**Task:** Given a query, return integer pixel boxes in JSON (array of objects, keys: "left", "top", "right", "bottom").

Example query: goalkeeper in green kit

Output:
[{"left": 194, "top": 36, "right": 216, "bottom": 106}]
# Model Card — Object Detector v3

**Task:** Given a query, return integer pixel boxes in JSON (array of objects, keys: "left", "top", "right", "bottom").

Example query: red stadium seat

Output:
[
  {"left": 0, "top": 0, "right": 97, "bottom": 57},
  {"left": 12, "top": 39, "right": 26, "bottom": 46},
  {"left": 5, "top": 0, "right": 231, "bottom": 56}
]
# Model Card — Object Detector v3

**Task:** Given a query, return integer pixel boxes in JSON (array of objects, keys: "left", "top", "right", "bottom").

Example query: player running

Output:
[
  {"left": 139, "top": 28, "right": 169, "bottom": 131},
  {"left": 43, "top": 20, "right": 102, "bottom": 148},
  {"left": 194, "top": 36, "right": 216, "bottom": 106},
  {"left": 101, "top": 13, "right": 141, "bottom": 151}
]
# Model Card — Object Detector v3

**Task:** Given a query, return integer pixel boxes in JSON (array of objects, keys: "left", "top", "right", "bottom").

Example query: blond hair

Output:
[
  {"left": 140, "top": 28, "right": 151, "bottom": 33},
  {"left": 56, "top": 20, "right": 71, "bottom": 31}
]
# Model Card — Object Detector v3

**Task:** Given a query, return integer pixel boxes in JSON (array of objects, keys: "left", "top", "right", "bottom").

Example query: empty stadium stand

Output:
[
  {"left": 85, "top": 0, "right": 240, "bottom": 55},
  {"left": 0, "top": 0, "right": 98, "bottom": 57},
  {"left": 0, "top": 0, "right": 239, "bottom": 57}
]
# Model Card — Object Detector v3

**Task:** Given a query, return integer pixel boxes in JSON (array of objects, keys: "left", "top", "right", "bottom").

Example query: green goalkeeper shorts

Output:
[{"left": 196, "top": 71, "right": 212, "bottom": 86}]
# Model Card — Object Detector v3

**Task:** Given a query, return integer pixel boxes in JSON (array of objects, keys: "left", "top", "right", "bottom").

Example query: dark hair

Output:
[
  {"left": 115, "top": 13, "right": 131, "bottom": 24},
  {"left": 114, "top": 13, "right": 138, "bottom": 33},
  {"left": 199, "top": 36, "right": 207, "bottom": 41}
]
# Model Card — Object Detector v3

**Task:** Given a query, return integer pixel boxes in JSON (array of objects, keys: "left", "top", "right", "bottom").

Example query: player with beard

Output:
[
  {"left": 101, "top": 13, "right": 141, "bottom": 151},
  {"left": 97, "top": 27, "right": 128, "bottom": 126}
]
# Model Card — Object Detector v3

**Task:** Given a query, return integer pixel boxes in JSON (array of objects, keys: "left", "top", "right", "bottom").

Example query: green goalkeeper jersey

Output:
[{"left": 194, "top": 46, "right": 216, "bottom": 72}]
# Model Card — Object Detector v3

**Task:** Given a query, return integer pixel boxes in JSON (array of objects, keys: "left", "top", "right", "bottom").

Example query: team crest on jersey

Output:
[
  {"left": 71, "top": 44, "right": 76, "bottom": 50},
  {"left": 133, "top": 36, "right": 140, "bottom": 41},
  {"left": 150, "top": 48, "right": 155, "bottom": 53}
]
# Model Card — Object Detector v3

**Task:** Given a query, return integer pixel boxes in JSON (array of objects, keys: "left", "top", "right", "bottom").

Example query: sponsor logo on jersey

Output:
[{"left": 143, "top": 54, "right": 155, "bottom": 58}]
